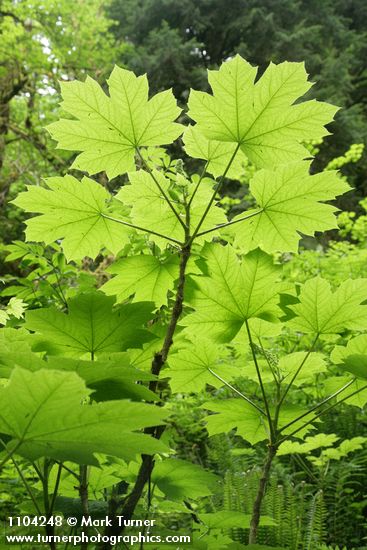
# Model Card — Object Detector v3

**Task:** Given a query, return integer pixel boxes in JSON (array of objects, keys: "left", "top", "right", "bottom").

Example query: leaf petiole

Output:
[
  {"left": 136, "top": 148, "right": 187, "bottom": 230},
  {"left": 208, "top": 368, "right": 266, "bottom": 416},
  {"left": 101, "top": 213, "right": 183, "bottom": 245},
  {"left": 195, "top": 208, "right": 263, "bottom": 238}
]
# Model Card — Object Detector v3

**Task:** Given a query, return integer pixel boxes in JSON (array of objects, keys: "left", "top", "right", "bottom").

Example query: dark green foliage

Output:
[{"left": 109, "top": 0, "right": 367, "bottom": 199}]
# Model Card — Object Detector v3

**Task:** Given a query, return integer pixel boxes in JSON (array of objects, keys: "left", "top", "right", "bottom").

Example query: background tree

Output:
[
  {"left": 109, "top": 0, "right": 367, "bottom": 200},
  {"left": 0, "top": 0, "right": 124, "bottom": 244}
]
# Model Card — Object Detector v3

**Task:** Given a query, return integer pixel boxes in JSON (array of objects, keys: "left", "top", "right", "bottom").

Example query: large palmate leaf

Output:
[
  {"left": 241, "top": 352, "right": 327, "bottom": 386},
  {"left": 47, "top": 66, "right": 182, "bottom": 178},
  {"left": 46, "top": 356, "right": 157, "bottom": 402},
  {"left": 289, "top": 277, "right": 367, "bottom": 334},
  {"left": 332, "top": 335, "right": 367, "bottom": 365},
  {"left": 24, "top": 291, "right": 155, "bottom": 358},
  {"left": 225, "top": 162, "right": 349, "bottom": 253},
  {"left": 116, "top": 170, "right": 226, "bottom": 245},
  {"left": 0, "top": 368, "right": 168, "bottom": 465},
  {"left": 331, "top": 334, "right": 367, "bottom": 380},
  {"left": 13, "top": 175, "right": 129, "bottom": 261},
  {"left": 167, "top": 338, "right": 242, "bottom": 393},
  {"left": 102, "top": 254, "right": 179, "bottom": 306},
  {"left": 0, "top": 347, "right": 156, "bottom": 401},
  {"left": 152, "top": 458, "right": 218, "bottom": 501},
  {"left": 182, "top": 244, "right": 281, "bottom": 342},
  {"left": 183, "top": 126, "right": 246, "bottom": 178},
  {"left": 202, "top": 400, "right": 315, "bottom": 444},
  {"left": 188, "top": 55, "right": 337, "bottom": 167},
  {"left": 321, "top": 376, "right": 367, "bottom": 409}
]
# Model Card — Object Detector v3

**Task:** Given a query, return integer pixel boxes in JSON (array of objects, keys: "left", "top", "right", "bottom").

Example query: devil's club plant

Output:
[{"left": 1, "top": 55, "right": 367, "bottom": 549}]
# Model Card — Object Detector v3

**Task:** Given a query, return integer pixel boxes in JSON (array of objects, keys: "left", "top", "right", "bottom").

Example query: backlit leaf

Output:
[{"left": 47, "top": 67, "right": 183, "bottom": 178}]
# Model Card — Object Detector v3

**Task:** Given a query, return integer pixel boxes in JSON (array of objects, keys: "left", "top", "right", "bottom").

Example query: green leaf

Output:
[
  {"left": 182, "top": 244, "right": 281, "bottom": 343},
  {"left": 202, "top": 399, "right": 265, "bottom": 444},
  {"left": 202, "top": 400, "right": 316, "bottom": 444},
  {"left": 44, "top": 462, "right": 123, "bottom": 499},
  {"left": 46, "top": 356, "right": 157, "bottom": 402},
  {"left": 167, "top": 338, "right": 242, "bottom": 393},
  {"left": 331, "top": 335, "right": 367, "bottom": 379},
  {"left": 13, "top": 175, "right": 129, "bottom": 261},
  {"left": 152, "top": 458, "right": 219, "bottom": 501},
  {"left": 0, "top": 368, "right": 168, "bottom": 465},
  {"left": 47, "top": 67, "right": 183, "bottom": 178},
  {"left": 225, "top": 163, "right": 349, "bottom": 253},
  {"left": 277, "top": 352, "right": 327, "bottom": 385},
  {"left": 0, "top": 327, "right": 33, "bottom": 350},
  {"left": 0, "top": 347, "right": 156, "bottom": 401},
  {"left": 6, "top": 298, "right": 27, "bottom": 319},
  {"left": 116, "top": 169, "right": 226, "bottom": 245},
  {"left": 24, "top": 291, "right": 155, "bottom": 358},
  {"left": 278, "top": 433, "right": 339, "bottom": 456},
  {"left": 0, "top": 310, "right": 9, "bottom": 326},
  {"left": 199, "top": 511, "right": 275, "bottom": 529},
  {"left": 183, "top": 125, "right": 246, "bottom": 178},
  {"left": 321, "top": 376, "right": 367, "bottom": 408},
  {"left": 188, "top": 56, "right": 337, "bottom": 167},
  {"left": 239, "top": 351, "right": 327, "bottom": 386},
  {"left": 336, "top": 354, "right": 367, "bottom": 380},
  {"left": 320, "top": 437, "right": 367, "bottom": 461},
  {"left": 102, "top": 254, "right": 179, "bottom": 306},
  {"left": 289, "top": 277, "right": 367, "bottom": 334}
]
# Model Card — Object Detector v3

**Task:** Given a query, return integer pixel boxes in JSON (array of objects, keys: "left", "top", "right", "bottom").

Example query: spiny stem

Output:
[
  {"left": 278, "top": 334, "right": 319, "bottom": 409},
  {"left": 187, "top": 160, "right": 209, "bottom": 207},
  {"left": 0, "top": 439, "right": 23, "bottom": 471},
  {"left": 248, "top": 444, "right": 277, "bottom": 544},
  {"left": 50, "top": 462, "right": 63, "bottom": 514},
  {"left": 101, "top": 213, "right": 182, "bottom": 245},
  {"left": 245, "top": 320, "right": 275, "bottom": 441},
  {"left": 278, "top": 378, "right": 356, "bottom": 435},
  {"left": 196, "top": 208, "right": 263, "bottom": 238},
  {"left": 79, "top": 465, "right": 89, "bottom": 550},
  {"left": 208, "top": 368, "right": 266, "bottom": 415},
  {"left": 189, "top": 143, "right": 240, "bottom": 242},
  {"left": 278, "top": 382, "right": 367, "bottom": 444},
  {"left": 43, "top": 460, "right": 57, "bottom": 550},
  {"left": 55, "top": 461, "right": 79, "bottom": 480},
  {"left": 7, "top": 454, "right": 42, "bottom": 516},
  {"left": 136, "top": 147, "right": 187, "bottom": 230}
]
